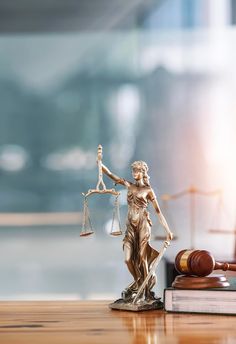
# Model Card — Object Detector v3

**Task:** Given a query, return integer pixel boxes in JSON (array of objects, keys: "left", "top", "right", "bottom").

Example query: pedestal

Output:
[{"left": 109, "top": 298, "right": 163, "bottom": 312}]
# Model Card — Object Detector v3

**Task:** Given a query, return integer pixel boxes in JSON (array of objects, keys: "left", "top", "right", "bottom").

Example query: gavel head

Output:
[{"left": 175, "top": 249, "right": 216, "bottom": 277}]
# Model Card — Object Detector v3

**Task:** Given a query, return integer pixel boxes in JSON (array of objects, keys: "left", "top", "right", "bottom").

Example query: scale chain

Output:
[{"left": 111, "top": 195, "right": 122, "bottom": 235}]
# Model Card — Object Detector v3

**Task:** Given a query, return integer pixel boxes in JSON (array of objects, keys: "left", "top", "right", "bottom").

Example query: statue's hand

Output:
[
  {"left": 164, "top": 240, "right": 171, "bottom": 248},
  {"left": 167, "top": 231, "right": 174, "bottom": 241},
  {"left": 164, "top": 232, "right": 173, "bottom": 247}
]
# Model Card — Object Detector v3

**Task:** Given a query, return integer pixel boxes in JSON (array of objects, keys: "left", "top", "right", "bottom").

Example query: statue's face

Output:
[{"left": 132, "top": 167, "right": 143, "bottom": 181}]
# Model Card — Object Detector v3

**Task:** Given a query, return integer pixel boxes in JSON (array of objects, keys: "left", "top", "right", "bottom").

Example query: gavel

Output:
[{"left": 175, "top": 249, "right": 236, "bottom": 277}]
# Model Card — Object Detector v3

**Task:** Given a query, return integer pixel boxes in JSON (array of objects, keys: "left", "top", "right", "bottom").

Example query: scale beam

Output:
[
  {"left": 209, "top": 229, "right": 236, "bottom": 234},
  {"left": 82, "top": 189, "right": 120, "bottom": 198}
]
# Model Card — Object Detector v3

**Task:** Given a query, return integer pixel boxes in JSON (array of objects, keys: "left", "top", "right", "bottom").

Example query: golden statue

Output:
[{"left": 81, "top": 145, "right": 173, "bottom": 311}]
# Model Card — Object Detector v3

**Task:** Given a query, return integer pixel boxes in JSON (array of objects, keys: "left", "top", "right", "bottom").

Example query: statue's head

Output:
[{"left": 131, "top": 161, "right": 150, "bottom": 186}]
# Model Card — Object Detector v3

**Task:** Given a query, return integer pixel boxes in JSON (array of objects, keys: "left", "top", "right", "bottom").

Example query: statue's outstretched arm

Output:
[
  {"left": 149, "top": 189, "right": 173, "bottom": 243},
  {"left": 102, "top": 163, "right": 130, "bottom": 187}
]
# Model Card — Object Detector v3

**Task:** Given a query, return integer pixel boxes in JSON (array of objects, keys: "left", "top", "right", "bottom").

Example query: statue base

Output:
[{"left": 109, "top": 298, "right": 163, "bottom": 312}]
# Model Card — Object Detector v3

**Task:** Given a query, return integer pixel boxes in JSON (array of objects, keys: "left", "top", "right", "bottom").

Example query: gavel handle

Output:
[{"left": 215, "top": 261, "right": 236, "bottom": 272}]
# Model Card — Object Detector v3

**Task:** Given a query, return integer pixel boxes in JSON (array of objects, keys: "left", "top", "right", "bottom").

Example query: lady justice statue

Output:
[
  {"left": 102, "top": 155, "right": 173, "bottom": 311},
  {"left": 81, "top": 145, "right": 173, "bottom": 311}
]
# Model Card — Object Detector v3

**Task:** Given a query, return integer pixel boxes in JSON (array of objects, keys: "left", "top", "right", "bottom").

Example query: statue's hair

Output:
[{"left": 131, "top": 161, "right": 150, "bottom": 186}]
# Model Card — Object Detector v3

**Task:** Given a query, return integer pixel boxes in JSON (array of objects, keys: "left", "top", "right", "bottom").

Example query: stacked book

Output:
[{"left": 164, "top": 277, "right": 236, "bottom": 315}]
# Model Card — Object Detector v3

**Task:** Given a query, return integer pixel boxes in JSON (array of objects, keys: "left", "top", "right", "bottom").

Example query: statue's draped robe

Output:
[{"left": 123, "top": 184, "right": 159, "bottom": 292}]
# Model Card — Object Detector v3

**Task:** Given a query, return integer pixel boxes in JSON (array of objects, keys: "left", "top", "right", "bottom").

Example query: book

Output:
[{"left": 164, "top": 278, "right": 236, "bottom": 315}]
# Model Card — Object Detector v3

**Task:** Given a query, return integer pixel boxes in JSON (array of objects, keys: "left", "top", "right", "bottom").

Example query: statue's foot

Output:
[
  {"left": 146, "top": 290, "right": 157, "bottom": 301},
  {"left": 121, "top": 288, "right": 134, "bottom": 302}
]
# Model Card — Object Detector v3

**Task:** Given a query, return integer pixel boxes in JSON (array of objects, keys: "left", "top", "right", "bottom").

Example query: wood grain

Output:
[{"left": 0, "top": 300, "right": 235, "bottom": 343}]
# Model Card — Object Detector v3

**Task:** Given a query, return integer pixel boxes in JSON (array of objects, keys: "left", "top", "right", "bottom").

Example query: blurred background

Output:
[{"left": 0, "top": 0, "right": 235, "bottom": 300}]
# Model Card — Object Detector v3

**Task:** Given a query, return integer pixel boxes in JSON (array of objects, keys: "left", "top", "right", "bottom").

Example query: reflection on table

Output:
[{"left": 0, "top": 301, "right": 235, "bottom": 344}]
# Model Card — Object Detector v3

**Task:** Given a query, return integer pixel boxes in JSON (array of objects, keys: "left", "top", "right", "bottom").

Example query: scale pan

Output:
[
  {"left": 80, "top": 231, "right": 94, "bottom": 237},
  {"left": 110, "top": 231, "right": 122, "bottom": 236}
]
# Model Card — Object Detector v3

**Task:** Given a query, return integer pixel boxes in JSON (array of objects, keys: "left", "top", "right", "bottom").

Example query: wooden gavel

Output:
[{"left": 175, "top": 249, "right": 236, "bottom": 277}]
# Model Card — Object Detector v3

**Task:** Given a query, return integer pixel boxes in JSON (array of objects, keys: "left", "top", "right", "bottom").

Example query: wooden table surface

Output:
[{"left": 0, "top": 300, "right": 235, "bottom": 344}]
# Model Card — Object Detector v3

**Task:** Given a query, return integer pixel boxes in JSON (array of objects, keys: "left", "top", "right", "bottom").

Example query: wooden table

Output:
[{"left": 0, "top": 301, "right": 235, "bottom": 343}]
